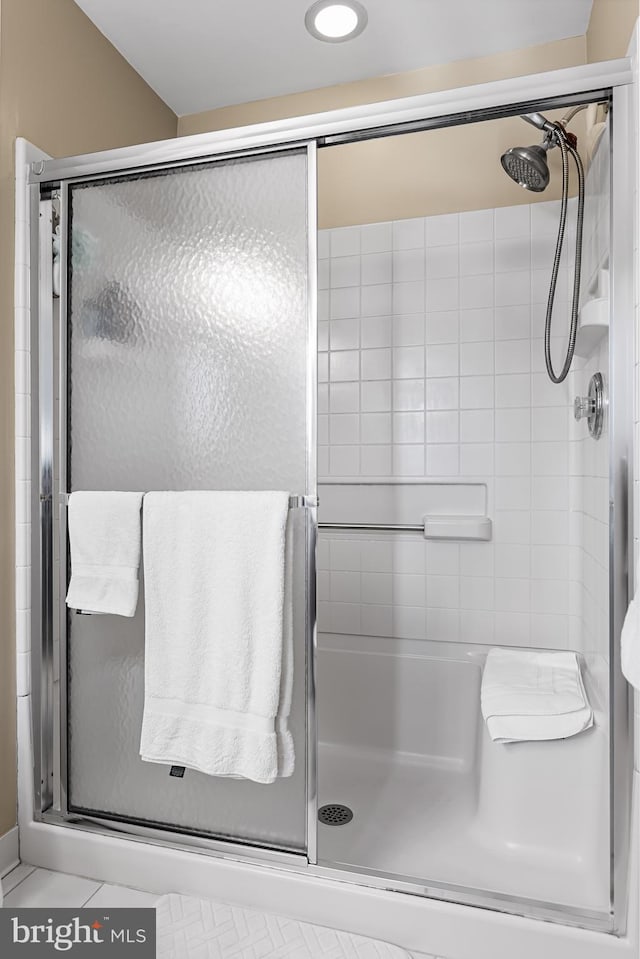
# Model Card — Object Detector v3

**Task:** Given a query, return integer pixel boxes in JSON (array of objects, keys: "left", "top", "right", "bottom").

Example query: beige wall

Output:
[
  {"left": 178, "top": 37, "right": 588, "bottom": 230},
  {"left": 0, "top": 0, "right": 177, "bottom": 839},
  {"left": 587, "top": 0, "right": 638, "bottom": 62}
]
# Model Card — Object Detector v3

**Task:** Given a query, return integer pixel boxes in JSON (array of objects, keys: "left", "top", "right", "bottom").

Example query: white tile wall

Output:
[{"left": 318, "top": 193, "right": 608, "bottom": 653}]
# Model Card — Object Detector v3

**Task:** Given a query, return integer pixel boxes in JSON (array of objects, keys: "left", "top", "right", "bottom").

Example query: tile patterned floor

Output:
[{"left": 2, "top": 865, "right": 158, "bottom": 909}]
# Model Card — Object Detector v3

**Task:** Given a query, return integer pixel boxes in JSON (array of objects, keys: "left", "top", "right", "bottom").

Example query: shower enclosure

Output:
[{"left": 27, "top": 66, "right": 633, "bottom": 941}]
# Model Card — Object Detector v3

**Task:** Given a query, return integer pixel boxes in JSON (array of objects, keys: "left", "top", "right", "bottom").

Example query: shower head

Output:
[{"left": 500, "top": 142, "right": 551, "bottom": 192}]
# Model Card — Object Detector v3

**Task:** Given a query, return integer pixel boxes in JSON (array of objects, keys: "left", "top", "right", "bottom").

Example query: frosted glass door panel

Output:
[{"left": 65, "top": 150, "right": 311, "bottom": 851}]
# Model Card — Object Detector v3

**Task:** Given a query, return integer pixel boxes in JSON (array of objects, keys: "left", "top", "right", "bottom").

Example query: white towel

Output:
[
  {"left": 481, "top": 648, "right": 593, "bottom": 743},
  {"left": 621, "top": 576, "right": 640, "bottom": 691},
  {"left": 65, "top": 491, "right": 143, "bottom": 617},
  {"left": 139, "top": 490, "right": 293, "bottom": 784}
]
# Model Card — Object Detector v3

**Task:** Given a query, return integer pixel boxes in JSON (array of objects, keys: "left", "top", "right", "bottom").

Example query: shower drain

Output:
[{"left": 318, "top": 804, "right": 353, "bottom": 826}]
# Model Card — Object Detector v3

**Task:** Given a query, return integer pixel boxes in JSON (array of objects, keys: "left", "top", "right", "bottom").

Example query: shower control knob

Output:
[{"left": 574, "top": 395, "right": 595, "bottom": 421}]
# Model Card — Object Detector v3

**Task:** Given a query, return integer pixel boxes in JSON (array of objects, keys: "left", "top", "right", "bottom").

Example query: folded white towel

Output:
[
  {"left": 65, "top": 491, "right": 143, "bottom": 617},
  {"left": 481, "top": 648, "right": 593, "bottom": 743},
  {"left": 139, "top": 490, "right": 293, "bottom": 784},
  {"left": 621, "top": 578, "right": 640, "bottom": 691}
]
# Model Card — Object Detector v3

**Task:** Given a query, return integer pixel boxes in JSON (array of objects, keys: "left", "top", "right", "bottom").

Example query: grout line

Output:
[
  {"left": 3, "top": 864, "right": 37, "bottom": 896},
  {"left": 82, "top": 883, "right": 104, "bottom": 907}
]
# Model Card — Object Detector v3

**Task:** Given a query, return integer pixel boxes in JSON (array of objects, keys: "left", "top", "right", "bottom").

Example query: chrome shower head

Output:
[{"left": 500, "top": 142, "right": 551, "bottom": 192}]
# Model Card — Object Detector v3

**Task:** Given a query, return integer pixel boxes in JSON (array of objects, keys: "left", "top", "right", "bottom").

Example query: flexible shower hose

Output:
[{"left": 544, "top": 123, "right": 585, "bottom": 383}]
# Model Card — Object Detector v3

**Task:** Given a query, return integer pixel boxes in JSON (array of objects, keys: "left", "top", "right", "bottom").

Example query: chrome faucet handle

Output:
[{"left": 574, "top": 395, "right": 596, "bottom": 421}]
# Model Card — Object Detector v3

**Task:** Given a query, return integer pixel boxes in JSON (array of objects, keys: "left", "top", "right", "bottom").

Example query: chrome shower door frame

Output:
[{"left": 28, "top": 56, "right": 635, "bottom": 933}]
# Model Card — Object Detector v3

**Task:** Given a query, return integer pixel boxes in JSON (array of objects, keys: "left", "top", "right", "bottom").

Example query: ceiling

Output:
[{"left": 73, "top": 0, "right": 594, "bottom": 118}]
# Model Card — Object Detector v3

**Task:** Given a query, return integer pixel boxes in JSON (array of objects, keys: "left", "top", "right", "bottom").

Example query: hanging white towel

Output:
[
  {"left": 481, "top": 648, "right": 593, "bottom": 743},
  {"left": 140, "top": 490, "right": 293, "bottom": 784},
  {"left": 65, "top": 491, "right": 143, "bottom": 617},
  {"left": 621, "top": 574, "right": 640, "bottom": 691}
]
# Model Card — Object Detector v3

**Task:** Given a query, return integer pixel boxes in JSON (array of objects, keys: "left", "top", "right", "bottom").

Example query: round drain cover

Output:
[{"left": 318, "top": 803, "right": 353, "bottom": 826}]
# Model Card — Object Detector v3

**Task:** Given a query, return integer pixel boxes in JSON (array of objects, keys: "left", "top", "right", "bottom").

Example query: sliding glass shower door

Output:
[{"left": 61, "top": 148, "right": 315, "bottom": 851}]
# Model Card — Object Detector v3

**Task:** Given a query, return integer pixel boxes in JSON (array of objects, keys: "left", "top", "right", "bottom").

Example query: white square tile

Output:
[
  {"left": 317, "top": 230, "right": 330, "bottom": 258},
  {"left": 361, "top": 571, "right": 393, "bottom": 605},
  {"left": 459, "top": 274, "right": 493, "bottom": 310},
  {"left": 393, "top": 379, "right": 425, "bottom": 411},
  {"left": 361, "top": 315, "right": 392, "bottom": 348},
  {"left": 495, "top": 305, "right": 531, "bottom": 340},
  {"left": 329, "top": 350, "right": 359, "bottom": 382},
  {"left": 494, "top": 611, "right": 531, "bottom": 644},
  {"left": 459, "top": 308, "right": 493, "bottom": 342},
  {"left": 393, "top": 281, "right": 425, "bottom": 315},
  {"left": 532, "top": 510, "right": 569, "bottom": 545},
  {"left": 460, "top": 341, "right": 493, "bottom": 376},
  {"left": 495, "top": 204, "right": 530, "bottom": 238},
  {"left": 361, "top": 283, "right": 392, "bottom": 316},
  {"left": 460, "top": 209, "right": 494, "bottom": 243},
  {"left": 459, "top": 375, "right": 493, "bottom": 409},
  {"left": 426, "top": 541, "right": 459, "bottom": 574},
  {"left": 495, "top": 544, "right": 531, "bottom": 579},
  {"left": 318, "top": 321, "right": 329, "bottom": 352},
  {"left": 331, "top": 255, "right": 360, "bottom": 288},
  {"left": 495, "top": 373, "right": 531, "bottom": 408},
  {"left": 532, "top": 441, "right": 569, "bottom": 476},
  {"left": 83, "top": 884, "right": 159, "bottom": 909},
  {"left": 361, "top": 412, "right": 391, "bottom": 444},
  {"left": 360, "top": 445, "right": 392, "bottom": 475},
  {"left": 330, "top": 539, "right": 361, "bottom": 570},
  {"left": 360, "top": 221, "right": 393, "bottom": 254},
  {"left": 426, "top": 377, "right": 459, "bottom": 410},
  {"left": 330, "top": 382, "right": 359, "bottom": 413},
  {"left": 426, "top": 213, "right": 458, "bottom": 247},
  {"left": 460, "top": 542, "right": 494, "bottom": 577},
  {"left": 393, "top": 605, "right": 426, "bottom": 639},
  {"left": 331, "top": 225, "right": 360, "bottom": 257},
  {"left": 495, "top": 270, "right": 531, "bottom": 307},
  {"left": 317, "top": 445, "right": 329, "bottom": 477},
  {"left": 393, "top": 218, "right": 425, "bottom": 250},
  {"left": 393, "top": 411, "right": 425, "bottom": 444},
  {"left": 495, "top": 576, "right": 530, "bottom": 612},
  {"left": 531, "top": 200, "right": 561, "bottom": 236},
  {"left": 330, "top": 286, "right": 360, "bottom": 320},
  {"left": 361, "top": 604, "right": 393, "bottom": 636},
  {"left": 329, "top": 446, "right": 359, "bottom": 476},
  {"left": 493, "top": 510, "right": 531, "bottom": 543},
  {"left": 361, "top": 252, "right": 392, "bottom": 286},
  {"left": 495, "top": 442, "right": 531, "bottom": 476},
  {"left": 460, "top": 443, "right": 494, "bottom": 475},
  {"left": 426, "top": 343, "right": 458, "bottom": 378},
  {"left": 331, "top": 570, "right": 360, "bottom": 603},
  {"left": 393, "top": 345, "right": 425, "bottom": 379},
  {"left": 426, "top": 245, "right": 459, "bottom": 279},
  {"left": 4, "top": 869, "right": 101, "bottom": 908},
  {"left": 426, "top": 310, "right": 459, "bottom": 344},
  {"left": 426, "top": 608, "right": 460, "bottom": 642},
  {"left": 495, "top": 339, "right": 531, "bottom": 374},
  {"left": 531, "top": 234, "right": 557, "bottom": 271},
  {"left": 426, "top": 277, "right": 458, "bottom": 312},
  {"left": 393, "top": 573, "right": 426, "bottom": 606},
  {"left": 393, "top": 248, "right": 425, "bottom": 283},
  {"left": 2, "top": 864, "right": 35, "bottom": 895},
  {"left": 460, "top": 576, "right": 494, "bottom": 610},
  {"left": 532, "top": 266, "right": 567, "bottom": 304},
  {"left": 427, "top": 444, "right": 459, "bottom": 476},
  {"left": 318, "top": 290, "right": 329, "bottom": 323},
  {"left": 394, "top": 539, "right": 427, "bottom": 573},
  {"left": 426, "top": 411, "right": 459, "bottom": 444},
  {"left": 393, "top": 314, "right": 425, "bottom": 347},
  {"left": 495, "top": 236, "right": 530, "bottom": 273},
  {"left": 329, "top": 413, "right": 359, "bottom": 445},
  {"left": 361, "top": 380, "right": 392, "bottom": 411},
  {"left": 495, "top": 408, "right": 530, "bottom": 442},
  {"left": 495, "top": 477, "right": 531, "bottom": 510},
  {"left": 460, "top": 410, "right": 493, "bottom": 443},
  {"left": 393, "top": 444, "right": 425, "bottom": 475},
  {"left": 332, "top": 602, "right": 361, "bottom": 633},
  {"left": 532, "top": 544, "right": 569, "bottom": 580},
  {"left": 459, "top": 241, "right": 493, "bottom": 276},
  {"left": 361, "top": 540, "right": 394, "bottom": 572},
  {"left": 361, "top": 348, "right": 391, "bottom": 380},
  {"left": 330, "top": 318, "right": 359, "bottom": 350},
  {"left": 531, "top": 372, "right": 570, "bottom": 407},
  {"left": 318, "top": 414, "right": 328, "bottom": 445},
  {"left": 460, "top": 609, "right": 495, "bottom": 643},
  {"left": 532, "top": 579, "right": 568, "bottom": 615},
  {"left": 426, "top": 574, "right": 459, "bottom": 608},
  {"left": 532, "top": 476, "right": 569, "bottom": 510}
]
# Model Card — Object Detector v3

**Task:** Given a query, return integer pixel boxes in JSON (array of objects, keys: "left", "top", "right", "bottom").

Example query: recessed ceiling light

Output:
[{"left": 305, "top": 1, "right": 368, "bottom": 43}]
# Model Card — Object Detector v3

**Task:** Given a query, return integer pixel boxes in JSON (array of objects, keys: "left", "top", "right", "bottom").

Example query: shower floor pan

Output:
[{"left": 316, "top": 635, "right": 610, "bottom": 914}]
